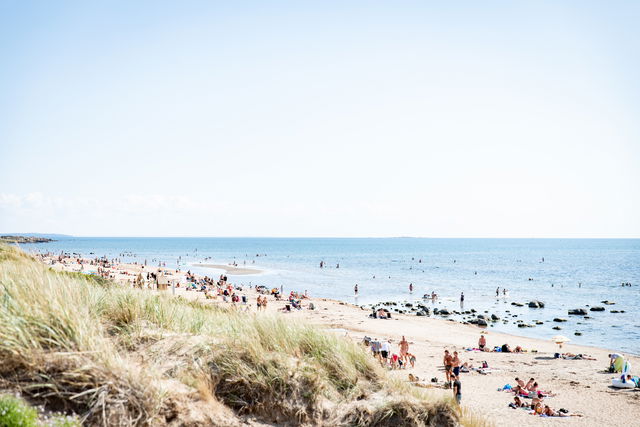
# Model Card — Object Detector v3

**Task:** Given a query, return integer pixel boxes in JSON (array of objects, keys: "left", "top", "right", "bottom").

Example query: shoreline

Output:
[
  {"left": 191, "top": 263, "right": 263, "bottom": 276},
  {"left": 32, "top": 251, "right": 640, "bottom": 426}
]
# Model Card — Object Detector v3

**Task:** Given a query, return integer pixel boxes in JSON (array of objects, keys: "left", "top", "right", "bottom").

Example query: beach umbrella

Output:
[{"left": 551, "top": 335, "right": 570, "bottom": 350}]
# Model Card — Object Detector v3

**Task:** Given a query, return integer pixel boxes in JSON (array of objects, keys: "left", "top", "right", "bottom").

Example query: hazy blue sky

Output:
[{"left": 1, "top": 1, "right": 639, "bottom": 237}]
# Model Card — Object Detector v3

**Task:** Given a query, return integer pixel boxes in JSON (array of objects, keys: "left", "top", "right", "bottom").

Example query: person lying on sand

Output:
[
  {"left": 562, "top": 352, "right": 596, "bottom": 360},
  {"left": 542, "top": 405, "right": 583, "bottom": 417}
]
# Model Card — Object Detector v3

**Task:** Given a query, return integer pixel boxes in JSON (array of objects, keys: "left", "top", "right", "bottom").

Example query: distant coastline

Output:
[{"left": 0, "top": 235, "right": 55, "bottom": 244}]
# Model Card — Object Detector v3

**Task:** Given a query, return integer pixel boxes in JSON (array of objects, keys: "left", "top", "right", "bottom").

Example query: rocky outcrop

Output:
[{"left": 568, "top": 309, "right": 587, "bottom": 315}]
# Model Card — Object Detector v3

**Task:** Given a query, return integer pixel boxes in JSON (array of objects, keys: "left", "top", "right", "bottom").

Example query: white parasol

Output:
[{"left": 551, "top": 335, "right": 570, "bottom": 350}]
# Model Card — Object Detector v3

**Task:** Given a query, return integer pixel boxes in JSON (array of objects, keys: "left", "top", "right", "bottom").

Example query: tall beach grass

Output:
[{"left": 0, "top": 243, "right": 481, "bottom": 426}]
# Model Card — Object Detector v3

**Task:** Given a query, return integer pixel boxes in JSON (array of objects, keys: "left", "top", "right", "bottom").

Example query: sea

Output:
[{"left": 22, "top": 237, "right": 640, "bottom": 354}]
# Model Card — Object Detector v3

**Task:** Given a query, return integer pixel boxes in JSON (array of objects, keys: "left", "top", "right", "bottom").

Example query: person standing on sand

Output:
[
  {"left": 452, "top": 374, "right": 461, "bottom": 404},
  {"left": 451, "top": 351, "right": 461, "bottom": 378},
  {"left": 354, "top": 284, "right": 358, "bottom": 295},
  {"left": 443, "top": 350, "right": 453, "bottom": 384},
  {"left": 409, "top": 283, "right": 413, "bottom": 293},
  {"left": 399, "top": 336, "right": 409, "bottom": 364},
  {"left": 496, "top": 287, "right": 499, "bottom": 297},
  {"left": 460, "top": 292, "right": 464, "bottom": 303}
]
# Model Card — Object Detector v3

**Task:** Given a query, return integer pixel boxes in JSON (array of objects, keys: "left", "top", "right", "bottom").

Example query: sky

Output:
[{"left": 1, "top": 1, "right": 639, "bottom": 237}]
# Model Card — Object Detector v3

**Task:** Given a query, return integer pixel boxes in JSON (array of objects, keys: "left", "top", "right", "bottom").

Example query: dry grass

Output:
[{"left": 0, "top": 244, "right": 473, "bottom": 426}]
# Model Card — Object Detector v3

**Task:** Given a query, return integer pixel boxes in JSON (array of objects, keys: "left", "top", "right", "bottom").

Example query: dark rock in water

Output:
[
  {"left": 528, "top": 301, "right": 545, "bottom": 308},
  {"left": 491, "top": 314, "right": 500, "bottom": 321},
  {"left": 416, "top": 311, "right": 425, "bottom": 316},
  {"left": 433, "top": 308, "right": 439, "bottom": 315},
  {"left": 535, "top": 321, "right": 544, "bottom": 325},
  {"left": 590, "top": 306, "right": 605, "bottom": 312},
  {"left": 620, "top": 310, "right": 626, "bottom": 313},
  {"left": 405, "top": 303, "right": 413, "bottom": 308},
  {"left": 568, "top": 309, "right": 587, "bottom": 315},
  {"left": 468, "top": 318, "right": 479, "bottom": 325},
  {"left": 477, "top": 314, "right": 486, "bottom": 320},
  {"left": 552, "top": 326, "right": 562, "bottom": 330},
  {"left": 514, "top": 303, "right": 524, "bottom": 307},
  {"left": 470, "top": 309, "right": 477, "bottom": 313},
  {"left": 518, "top": 323, "right": 534, "bottom": 328},
  {"left": 601, "top": 300, "right": 615, "bottom": 305},
  {"left": 553, "top": 318, "right": 567, "bottom": 322},
  {"left": 439, "top": 309, "right": 450, "bottom": 316},
  {"left": 484, "top": 310, "right": 488, "bottom": 313},
  {"left": 477, "top": 319, "right": 488, "bottom": 327},
  {"left": 574, "top": 332, "right": 582, "bottom": 336}
]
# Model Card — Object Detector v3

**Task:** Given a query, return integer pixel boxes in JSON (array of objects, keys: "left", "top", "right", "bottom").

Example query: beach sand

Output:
[
  {"left": 43, "top": 256, "right": 640, "bottom": 426},
  {"left": 192, "top": 263, "right": 263, "bottom": 275}
]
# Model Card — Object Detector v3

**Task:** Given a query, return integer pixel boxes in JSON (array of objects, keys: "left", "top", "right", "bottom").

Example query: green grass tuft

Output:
[{"left": 0, "top": 394, "right": 38, "bottom": 427}]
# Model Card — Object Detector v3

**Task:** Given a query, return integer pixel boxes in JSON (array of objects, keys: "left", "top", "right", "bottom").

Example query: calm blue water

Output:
[{"left": 23, "top": 237, "right": 640, "bottom": 354}]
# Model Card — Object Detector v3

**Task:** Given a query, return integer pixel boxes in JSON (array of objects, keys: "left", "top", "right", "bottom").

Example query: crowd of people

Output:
[{"left": 365, "top": 336, "right": 416, "bottom": 370}]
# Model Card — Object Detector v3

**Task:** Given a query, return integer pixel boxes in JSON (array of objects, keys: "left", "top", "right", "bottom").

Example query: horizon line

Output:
[{"left": 4, "top": 233, "right": 640, "bottom": 240}]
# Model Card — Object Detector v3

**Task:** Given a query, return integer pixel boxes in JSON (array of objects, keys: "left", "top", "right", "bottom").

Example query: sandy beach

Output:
[
  {"left": 41, "top": 254, "right": 639, "bottom": 427},
  {"left": 192, "top": 263, "right": 263, "bottom": 275}
]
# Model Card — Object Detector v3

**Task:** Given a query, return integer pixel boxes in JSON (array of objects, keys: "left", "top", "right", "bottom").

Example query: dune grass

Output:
[{"left": 0, "top": 243, "right": 474, "bottom": 426}]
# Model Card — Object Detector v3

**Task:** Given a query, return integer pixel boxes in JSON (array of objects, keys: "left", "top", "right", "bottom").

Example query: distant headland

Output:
[{"left": 0, "top": 235, "right": 55, "bottom": 243}]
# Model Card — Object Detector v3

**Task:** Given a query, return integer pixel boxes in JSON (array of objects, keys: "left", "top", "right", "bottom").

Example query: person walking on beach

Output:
[
  {"left": 496, "top": 287, "right": 499, "bottom": 297},
  {"left": 354, "top": 284, "right": 358, "bottom": 295},
  {"left": 409, "top": 283, "right": 413, "bottom": 293},
  {"left": 460, "top": 292, "right": 464, "bottom": 303},
  {"left": 380, "top": 340, "right": 390, "bottom": 366},
  {"left": 452, "top": 374, "right": 461, "bottom": 404}
]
